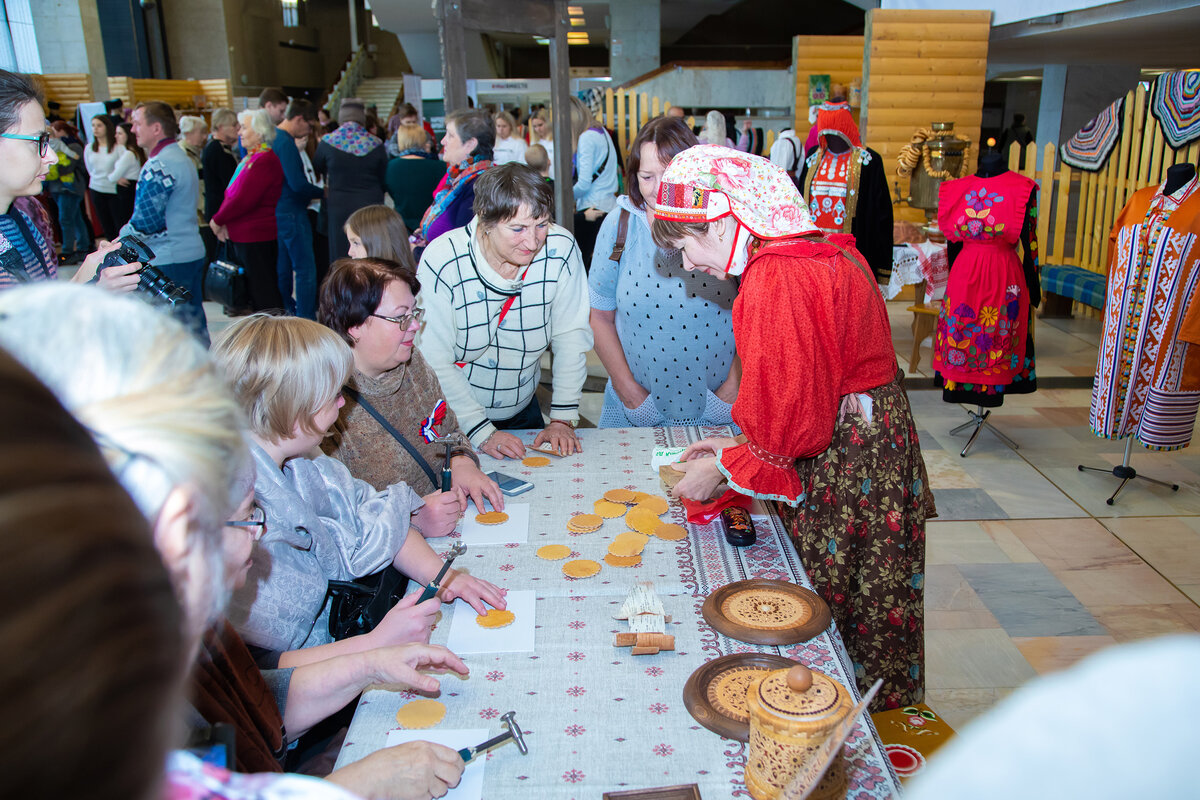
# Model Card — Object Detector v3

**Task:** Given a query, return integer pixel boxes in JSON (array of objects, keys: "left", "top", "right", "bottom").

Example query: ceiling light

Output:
[
  {"left": 567, "top": 32, "right": 588, "bottom": 39},
  {"left": 570, "top": 17, "right": 585, "bottom": 26},
  {"left": 568, "top": 5, "right": 583, "bottom": 13},
  {"left": 534, "top": 37, "right": 549, "bottom": 45}
]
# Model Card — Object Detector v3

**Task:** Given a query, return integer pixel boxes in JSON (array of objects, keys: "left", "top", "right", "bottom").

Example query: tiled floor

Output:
[
  {"left": 203, "top": 293, "right": 1200, "bottom": 735},
  {"left": 886, "top": 301, "right": 1200, "bottom": 730}
]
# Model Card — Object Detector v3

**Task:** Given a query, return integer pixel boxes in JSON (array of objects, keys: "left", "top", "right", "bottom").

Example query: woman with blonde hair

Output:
[
  {"left": 212, "top": 314, "right": 507, "bottom": 665},
  {"left": 492, "top": 109, "right": 527, "bottom": 165},
  {"left": 385, "top": 122, "right": 445, "bottom": 234},
  {"left": 210, "top": 109, "right": 284, "bottom": 310},
  {"left": 0, "top": 284, "right": 471, "bottom": 799},
  {"left": 528, "top": 108, "right": 554, "bottom": 171}
]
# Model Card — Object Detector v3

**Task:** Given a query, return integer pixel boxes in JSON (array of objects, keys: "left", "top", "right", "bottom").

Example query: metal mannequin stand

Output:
[
  {"left": 1078, "top": 437, "right": 1180, "bottom": 506},
  {"left": 951, "top": 405, "right": 1018, "bottom": 457}
]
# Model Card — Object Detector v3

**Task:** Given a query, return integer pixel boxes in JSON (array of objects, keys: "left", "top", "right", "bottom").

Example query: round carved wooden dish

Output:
[
  {"left": 701, "top": 579, "right": 832, "bottom": 645},
  {"left": 682, "top": 653, "right": 797, "bottom": 741}
]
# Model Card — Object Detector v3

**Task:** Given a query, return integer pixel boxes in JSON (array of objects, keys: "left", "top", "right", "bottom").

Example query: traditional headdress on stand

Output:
[
  {"left": 814, "top": 104, "right": 861, "bottom": 150},
  {"left": 654, "top": 144, "right": 818, "bottom": 274}
]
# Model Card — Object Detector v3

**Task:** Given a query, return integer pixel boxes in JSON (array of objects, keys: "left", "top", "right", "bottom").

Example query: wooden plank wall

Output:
[
  {"left": 107, "top": 78, "right": 232, "bottom": 115},
  {"left": 862, "top": 8, "right": 992, "bottom": 202},
  {"left": 792, "top": 35, "right": 863, "bottom": 140},
  {"left": 36, "top": 73, "right": 94, "bottom": 122}
]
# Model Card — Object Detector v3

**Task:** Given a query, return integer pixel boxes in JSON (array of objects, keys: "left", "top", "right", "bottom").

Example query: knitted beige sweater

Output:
[{"left": 323, "top": 349, "right": 477, "bottom": 493}]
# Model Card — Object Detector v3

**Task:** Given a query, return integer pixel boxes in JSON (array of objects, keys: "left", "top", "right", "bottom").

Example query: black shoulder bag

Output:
[{"left": 324, "top": 386, "right": 443, "bottom": 640}]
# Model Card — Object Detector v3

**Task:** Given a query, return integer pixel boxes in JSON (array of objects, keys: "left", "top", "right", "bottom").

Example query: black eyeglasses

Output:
[
  {"left": 226, "top": 503, "right": 266, "bottom": 539},
  {"left": 0, "top": 131, "right": 51, "bottom": 158},
  {"left": 371, "top": 307, "right": 425, "bottom": 329}
]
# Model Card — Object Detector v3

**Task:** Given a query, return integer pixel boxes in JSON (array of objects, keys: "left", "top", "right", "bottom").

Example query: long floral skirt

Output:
[{"left": 777, "top": 372, "right": 936, "bottom": 710}]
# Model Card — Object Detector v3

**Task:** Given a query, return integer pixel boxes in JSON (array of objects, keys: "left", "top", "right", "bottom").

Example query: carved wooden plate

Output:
[
  {"left": 682, "top": 652, "right": 797, "bottom": 741},
  {"left": 701, "top": 579, "right": 831, "bottom": 645}
]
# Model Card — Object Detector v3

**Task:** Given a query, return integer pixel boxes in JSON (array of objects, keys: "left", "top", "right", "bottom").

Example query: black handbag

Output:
[
  {"left": 203, "top": 244, "right": 251, "bottom": 315},
  {"left": 325, "top": 566, "right": 411, "bottom": 640}
]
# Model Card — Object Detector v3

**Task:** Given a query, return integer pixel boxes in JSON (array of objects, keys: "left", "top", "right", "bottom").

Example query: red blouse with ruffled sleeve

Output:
[{"left": 717, "top": 234, "right": 896, "bottom": 504}]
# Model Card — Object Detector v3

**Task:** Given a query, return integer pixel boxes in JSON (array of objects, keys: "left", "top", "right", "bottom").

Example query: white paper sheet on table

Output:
[
  {"left": 384, "top": 728, "right": 487, "bottom": 800},
  {"left": 459, "top": 501, "right": 529, "bottom": 545},
  {"left": 446, "top": 589, "right": 536, "bottom": 655}
]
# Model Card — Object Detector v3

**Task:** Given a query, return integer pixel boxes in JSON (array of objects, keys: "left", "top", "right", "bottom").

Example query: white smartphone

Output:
[{"left": 488, "top": 470, "right": 534, "bottom": 496}]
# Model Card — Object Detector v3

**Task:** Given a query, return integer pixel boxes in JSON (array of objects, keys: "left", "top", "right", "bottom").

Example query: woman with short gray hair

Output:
[
  {"left": 417, "top": 162, "right": 592, "bottom": 459},
  {"left": 313, "top": 97, "right": 388, "bottom": 261},
  {"left": 414, "top": 108, "right": 494, "bottom": 249}
]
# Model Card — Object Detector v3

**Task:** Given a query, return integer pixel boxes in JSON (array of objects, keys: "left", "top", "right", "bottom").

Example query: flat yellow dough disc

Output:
[
  {"left": 609, "top": 531, "right": 650, "bottom": 557},
  {"left": 476, "top": 608, "right": 516, "bottom": 628},
  {"left": 562, "top": 558, "right": 602, "bottom": 578},
  {"left": 603, "top": 488, "right": 638, "bottom": 505},
  {"left": 630, "top": 491, "right": 654, "bottom": 503},
  {"left": 566, "top": 513, "right": 603, "bottom": 532},
  {"left": 634, "top": 495, "right": 670, "bottom": 515},
  {"left": 395, "top": 699, "right": 447, "bottom": 729},
  {"left": 475, "top": 511, "right": 510, "bottom": 525},
  {"left": 593, "top": 499, "right": 627, "bottom": 518},
  {"left": 537, "top": 544, "right": 572, "bottom": 560},
  {"left": 522, "top": 456, "right": 551, "bottom": 467},
  {"left": 654, "top": 522, "right": 688, "bottom": 541},
  {"left": 626, "top": 508, "right": 663, "bottom": 535},
  {"left": 604, "top": 553, "right": 642, "bottom": 567}
]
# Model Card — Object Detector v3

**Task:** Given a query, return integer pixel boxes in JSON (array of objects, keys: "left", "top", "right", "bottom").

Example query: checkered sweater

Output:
[{"left": 417, "top": 217, "right": 592, "bottom": 446}]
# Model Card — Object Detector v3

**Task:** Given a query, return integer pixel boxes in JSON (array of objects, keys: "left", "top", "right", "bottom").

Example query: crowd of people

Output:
[{"left": 0, "top": 66, "right": 936, "bottom": 799}]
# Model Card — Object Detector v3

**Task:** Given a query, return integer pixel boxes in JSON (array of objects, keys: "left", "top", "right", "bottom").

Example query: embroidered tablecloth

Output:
[
  {"left": 885, "top": 243, "right": 948, "bottom": 302},
  {"left": 336, "top": 427, "right": 901, "bottom": 799}
]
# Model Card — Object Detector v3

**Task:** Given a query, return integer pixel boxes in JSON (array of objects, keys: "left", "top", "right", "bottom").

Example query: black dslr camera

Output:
[{"left": 100, "top": 236, "right": 192, "bottom": 309}]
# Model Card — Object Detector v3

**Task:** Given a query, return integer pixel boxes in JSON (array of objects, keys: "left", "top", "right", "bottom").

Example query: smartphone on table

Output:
[{"left": 488, "top": 470, "right": 534, "bottom": 497}]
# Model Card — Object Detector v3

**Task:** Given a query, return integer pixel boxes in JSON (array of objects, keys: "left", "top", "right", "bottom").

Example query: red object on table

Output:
[{"left": 680, "top": 488, "right": 753, "bottom": 524}]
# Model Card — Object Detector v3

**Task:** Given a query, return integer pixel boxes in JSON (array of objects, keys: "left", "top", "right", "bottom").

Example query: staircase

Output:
[{"left": 354, "top": 77, "right": 406, "bottom": 119}]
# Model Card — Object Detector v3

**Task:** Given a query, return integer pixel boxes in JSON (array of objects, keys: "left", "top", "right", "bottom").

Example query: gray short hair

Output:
[
  {"left": 447, "top": 108, "right": 494, "bottom": 160},
  {"left": 473, "top": 162, "right": 554, "bottom": 229},
  {"left": 0, "top": 284, "right": 249, "bottom": 628},
  {"left": 237, "top": 109, "right": 275, "bottom": 143},
  {"left": 210, "top": 108, "right": 236, "bottom": 130},
  {"left": 339, "top": 98, "right": 367, "bottom": 126},
  {"left": 178, "top": 115, "right": 206, "bottom": 135}
]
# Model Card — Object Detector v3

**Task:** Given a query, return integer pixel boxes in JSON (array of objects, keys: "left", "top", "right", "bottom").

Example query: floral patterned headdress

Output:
[
  {"left": 654, "top": 144, "right": 818, "bottom": 240},
  {"left": 815, "top": 105, "right": 861, "bottom": 150}
]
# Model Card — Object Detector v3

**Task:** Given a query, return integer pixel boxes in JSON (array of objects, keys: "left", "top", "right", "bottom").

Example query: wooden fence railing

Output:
[
  {"left": 593, "top": 88, "right": 777, "bottom": 157},
  {"left": 1013, "top": 83, "right": 1200, "bottom": 278},
  {"left": 107, "top": 77, "right": 233, "bottom": 117}
]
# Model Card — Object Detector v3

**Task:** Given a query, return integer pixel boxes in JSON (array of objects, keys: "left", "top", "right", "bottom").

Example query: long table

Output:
[{"left": 336, "top": 427, "right": 901, "bottom": 799}]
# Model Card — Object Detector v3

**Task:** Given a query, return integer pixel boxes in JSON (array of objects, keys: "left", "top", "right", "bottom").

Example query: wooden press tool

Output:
[
  {"left": 417, "top": 542, "right": 465, "bottom": 603},
  {"left": 458, "top": 711, "right": 528, "bottom": 763}
]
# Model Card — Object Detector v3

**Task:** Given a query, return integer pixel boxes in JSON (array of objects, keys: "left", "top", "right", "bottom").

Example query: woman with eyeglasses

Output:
[
  {"left": 0, "top": 70, "right": 140, "bottom": 292},
  {"left": 320, "top": 216, "right": 504, "bottom": 521},
  {"left": 0, "top": 282, "right": 472, "bottom": 799}
]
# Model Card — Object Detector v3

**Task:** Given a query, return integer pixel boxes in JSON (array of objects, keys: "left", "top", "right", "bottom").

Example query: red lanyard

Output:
[{"left": 455, "top": 265, "right": 532, "bottom": 368}]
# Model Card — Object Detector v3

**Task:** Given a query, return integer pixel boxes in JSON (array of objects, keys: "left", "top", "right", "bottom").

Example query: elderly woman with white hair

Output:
[
  {"left": 0, "top": 283, "right": 472, "bottom": 800},
  {"left": 210, "top": 109, "right": 285, "bottom": 310},
  {"left": 313, "top": 98, "right": 388, "bottom": 262}
]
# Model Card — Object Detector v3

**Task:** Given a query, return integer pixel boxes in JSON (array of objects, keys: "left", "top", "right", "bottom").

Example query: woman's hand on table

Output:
[
  {"left": 368, "top": 592, "right": 441, "bottom": 646},
  {"left": 413, "top": 488, "right": 467, "bottom": 538},
  {"left": 534, "top": 420, "right": 581, "bottom": 456},
  {"left": 480, "top": 430, "right": 525, "bottom": 460},
  {"left": 679, "top": 436, "right": 741, "bottom": 461},
  {"left": 365, "top": 643, "right": 469, "bottom": 692},
  {"left": 671, "top": 456, "right": 726, "bottom": 501},
  {"left": 440, "top": 570, "right": 507, "bottom": 615},
  {"left": 328, "top": 740, "right": 463, "bottom": 800},
  {"left": 450, "top": 455, "right": 504, "bottom": 512}
]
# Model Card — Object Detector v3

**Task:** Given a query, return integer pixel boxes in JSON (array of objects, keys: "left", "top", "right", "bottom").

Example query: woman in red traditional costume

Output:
[{"left": 650, "top": 144, "right": 935, "bottom": 709}]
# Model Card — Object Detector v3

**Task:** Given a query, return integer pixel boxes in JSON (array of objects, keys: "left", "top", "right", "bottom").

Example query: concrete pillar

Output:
[
  {"left": 1037, "top": 63, "right": 1141, "bottom": 148},
  {"left": 609, "top": 0, "right": 659, "bottom": 86}
]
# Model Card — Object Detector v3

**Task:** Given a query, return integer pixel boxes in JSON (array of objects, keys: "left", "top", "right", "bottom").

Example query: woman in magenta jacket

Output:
[{"left": 210, "top": 109, "right": 285, "bottom": 311}]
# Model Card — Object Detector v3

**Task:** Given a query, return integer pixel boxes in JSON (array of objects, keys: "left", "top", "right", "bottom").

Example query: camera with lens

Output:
[{"left": 100, "top": 236, "right": 192, "bottom": 309}]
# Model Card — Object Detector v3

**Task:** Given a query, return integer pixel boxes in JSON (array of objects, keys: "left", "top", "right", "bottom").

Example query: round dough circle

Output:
[
  {"left": 395, "top": 699, "right": 447, "bottom": 729},
  {"left": 634, "top": 495, "right": 670, "bottom": 515},
  {"left": 603, "top": 488, "right": 637, "bottom": 505},
  {"left": 593, "top": 499, "right": 627, "bottom": 518},
  {"left": 522, "top": 456, "right": 551, "bottom": 467},
  {"left": 475, "top": 511, "right": 510, "bottom": 525},
  {"left": 537, "top": 544, "right": 572, "bottom": 560},
  {"left": 476, "top": 608, "right": 516, "bottom": 628},
  {"left": 562, "top": 558, "right": 602, "bottom": 578},
  {"left": 654, "top": 522, "right": 688, "bottom": 541},
  {"left": 604, "top": 553, "right": 642, "bottom": 568}
]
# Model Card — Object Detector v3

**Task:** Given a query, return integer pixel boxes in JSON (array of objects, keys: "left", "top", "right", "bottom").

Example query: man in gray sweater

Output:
[{"left": 121, "top": 100, "right": 208, "bottom": 340}]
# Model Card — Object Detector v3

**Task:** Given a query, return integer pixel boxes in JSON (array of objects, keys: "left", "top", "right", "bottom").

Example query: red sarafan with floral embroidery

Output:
[{"left": 933, "top": 171, "right": 1038, "bottom": 386}]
